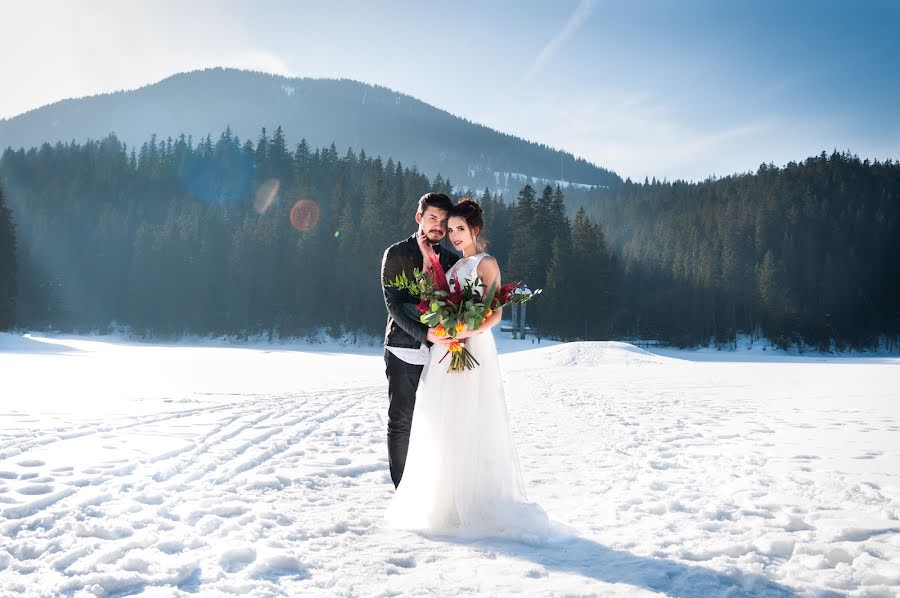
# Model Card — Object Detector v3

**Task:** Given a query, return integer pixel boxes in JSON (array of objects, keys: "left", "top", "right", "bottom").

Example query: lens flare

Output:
[
  {"left": 290, "top": 199, "right": 320, "bottom": 232},
  {"left": 253, "top": 179, "right": 280, "bottom": 214},
  {"left": 333, "top": 230, "right": 341, "bottom": 238}
]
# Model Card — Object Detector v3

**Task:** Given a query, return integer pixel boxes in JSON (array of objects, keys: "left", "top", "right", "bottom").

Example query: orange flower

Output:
[
  {"left": 455, "top": 322, "right": 466, "bottom": 333},
  {"left": 484, "top": 308, "right": 493, "bottom": 318},
  {"left": 435, "top": 324, "right": 446, "bottom": 337},
  {"left": 449, "top": 340, "right": 462, "bottom": 353}
]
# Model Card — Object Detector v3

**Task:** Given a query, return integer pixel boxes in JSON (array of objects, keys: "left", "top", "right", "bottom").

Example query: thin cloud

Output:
[
  {"left": 497, "top": 90, "right": 777, "bottom": 181},
  {"left": 523, "top": 0, "right": 596, "bottom": 82},
  {"left": 225, "top": 51, "right": 294, "bottom": 77}
]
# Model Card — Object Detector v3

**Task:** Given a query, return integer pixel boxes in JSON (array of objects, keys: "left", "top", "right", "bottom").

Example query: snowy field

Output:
[{"left": 1, "top": 332, "right": 899, "bottom": 597}]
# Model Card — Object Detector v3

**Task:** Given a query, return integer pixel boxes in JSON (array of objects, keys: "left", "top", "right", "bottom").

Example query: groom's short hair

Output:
[{"left": 417, "top": 192, "right": 453, "bottom": 214}]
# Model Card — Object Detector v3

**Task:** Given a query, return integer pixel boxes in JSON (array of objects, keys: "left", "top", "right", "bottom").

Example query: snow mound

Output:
[
  {"left": 0, "top": 333, "right": 84, "bottom": 354},
  {"left": 521, "top": 341, "right": 679, "bottom": 369}
]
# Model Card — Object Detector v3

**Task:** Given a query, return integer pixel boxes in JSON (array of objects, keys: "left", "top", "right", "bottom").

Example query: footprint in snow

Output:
[
  {"left": 17, "top": 460, "right": 44, "bottom": 467},
  {"left": 387, "top": 556, "right": 416, "bottom": 569},
  {"left": 18, "top": 484, "right": 54, "bottom": 495},
  {"left": 220, "top": 547, "right": 257, "bottom": 573}
]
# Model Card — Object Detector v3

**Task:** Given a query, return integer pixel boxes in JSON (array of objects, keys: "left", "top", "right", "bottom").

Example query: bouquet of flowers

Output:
[{"left": 385, "top": 252, "right": 541, "bottom": 373}]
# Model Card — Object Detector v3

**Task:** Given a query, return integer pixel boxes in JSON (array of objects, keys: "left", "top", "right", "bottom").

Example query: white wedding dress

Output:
[{"left": 385, "top": 253, "right": 567, "bottom": 544}]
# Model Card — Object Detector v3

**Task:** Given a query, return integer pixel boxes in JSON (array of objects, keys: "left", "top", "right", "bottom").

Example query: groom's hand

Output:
[
  {"left": 427, "top": 329, "right": 454, "bottom": 345},
  {"left": 417, "top": 231, "right": 435, "bottom": 268}
]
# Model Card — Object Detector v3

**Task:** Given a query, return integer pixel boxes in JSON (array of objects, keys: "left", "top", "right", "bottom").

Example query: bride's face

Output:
[{"left": 448, "top": 216, "right": 477, "bottom": 255}]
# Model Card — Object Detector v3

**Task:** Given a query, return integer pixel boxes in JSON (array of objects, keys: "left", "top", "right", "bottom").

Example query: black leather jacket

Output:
[{"left": 381, "top": 233, "right": 460, "bottom": 348}]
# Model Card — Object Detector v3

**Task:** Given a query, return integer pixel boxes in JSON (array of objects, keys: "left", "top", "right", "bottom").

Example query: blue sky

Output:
[{"left": 1, "top": 0, "right": 897, "bottom": 181}]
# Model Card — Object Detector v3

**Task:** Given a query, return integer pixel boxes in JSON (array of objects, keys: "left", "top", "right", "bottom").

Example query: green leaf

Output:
[{"left": 483, "top": 279, "right": 498, "bottom": 308}]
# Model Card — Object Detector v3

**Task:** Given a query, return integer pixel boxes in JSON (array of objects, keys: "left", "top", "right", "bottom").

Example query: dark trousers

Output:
[{"left": 384, "top": 350, "right": 424, "bottom": 489}]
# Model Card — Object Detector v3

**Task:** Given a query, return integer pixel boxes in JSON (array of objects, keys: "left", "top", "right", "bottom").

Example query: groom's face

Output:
[{"left": 416, "top": 207, "right": 449, "bottom": 243}]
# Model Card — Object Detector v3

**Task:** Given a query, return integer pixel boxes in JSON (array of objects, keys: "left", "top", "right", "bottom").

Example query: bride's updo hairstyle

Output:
[{"left": 449, "top": 197, "right": 487, "bottom": 252}]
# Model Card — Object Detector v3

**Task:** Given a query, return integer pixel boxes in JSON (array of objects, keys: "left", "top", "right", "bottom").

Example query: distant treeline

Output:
[
  {"left": 0, "top": 129, "right": 896, "bottom": 351},
  {"left": 568, "top": 151, "right": 900, "bottom": 350}
]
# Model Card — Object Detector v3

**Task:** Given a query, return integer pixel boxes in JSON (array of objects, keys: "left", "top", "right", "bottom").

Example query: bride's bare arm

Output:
[{"left": 466, "top": 256, "right": 503, "bottom": 336}]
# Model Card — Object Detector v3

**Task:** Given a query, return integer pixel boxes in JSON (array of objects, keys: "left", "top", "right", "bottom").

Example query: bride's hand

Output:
[
  {"left": 427, "top": 328, "right": 453, "bottom": 345},
  {"left": 455, "top": 327, "right": 479, "bottom": 340}
]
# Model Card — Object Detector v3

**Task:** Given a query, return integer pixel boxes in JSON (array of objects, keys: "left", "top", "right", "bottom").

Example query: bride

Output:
[{"left": 385, "top": 198, "right": 566, "bottom": 543}]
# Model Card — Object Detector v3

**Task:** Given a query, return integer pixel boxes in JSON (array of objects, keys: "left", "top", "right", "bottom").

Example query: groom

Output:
[{"left": 381, "top": 192, "right": 459, "bottom": 488}]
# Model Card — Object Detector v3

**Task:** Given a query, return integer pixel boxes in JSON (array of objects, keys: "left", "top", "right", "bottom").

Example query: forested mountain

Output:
[
  {"left": 569, "top": 152, "right": 900, "bottom": 350},
  {"left": 1, "top": 128, "right": 896, "bottom": 351},
  {"left": 0, "top": 68, "right": 619, "bottom": 193}
]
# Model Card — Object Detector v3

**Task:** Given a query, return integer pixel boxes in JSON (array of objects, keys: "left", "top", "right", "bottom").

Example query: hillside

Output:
[{"left": 0, "top": 68, "right": 620, "bottom": 193}]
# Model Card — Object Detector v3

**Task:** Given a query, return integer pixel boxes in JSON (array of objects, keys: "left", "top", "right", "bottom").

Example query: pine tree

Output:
[
  {"left": 540, "top": 186, "right": 573, "bottom": 336},
  {"left": 505, "top": 184, "right": 539, "bottom": 285},
  {"left": 0, "top": 181, "right": 16, "bottom": 329},
  {"left": 532, "top": 185, "right": 555, "bottom": 291},
  {"left": 570, "top": 207, "right": 611, "bottom": 339},
  {"left": 269, "top": 125, "right": 292, "bottom": 189},
  {"left": 255, "top": 127, "right": 270, "bottom": 180}
]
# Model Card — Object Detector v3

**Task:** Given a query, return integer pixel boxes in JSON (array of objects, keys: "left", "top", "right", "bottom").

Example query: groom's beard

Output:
[{"left": 424, "top": 230, "right": 445, "bottom": 244}]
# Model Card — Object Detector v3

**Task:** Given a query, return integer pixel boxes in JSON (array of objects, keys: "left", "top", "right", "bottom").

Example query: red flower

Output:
[
  {"left": 449, "top": 272, "right": 463, "bottom": 306},
  {"left": 427, "top": 252, "right": 450, "bottom": 293},
  {"left": 416, "top": 300, "right": 429, "bottom": 313},
  {"left": 493, "top": 280, "right": 522, "bottom": 307}
]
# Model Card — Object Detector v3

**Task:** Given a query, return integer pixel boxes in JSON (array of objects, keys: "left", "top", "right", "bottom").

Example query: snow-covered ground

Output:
[{"left": 1, "top": 332, "right": 898, "bottom": 597}]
